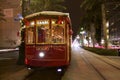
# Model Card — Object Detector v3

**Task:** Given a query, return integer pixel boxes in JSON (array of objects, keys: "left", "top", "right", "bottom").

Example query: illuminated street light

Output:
[
  {"left": 76, "top": 35, "right": 80, "bottom": 39},
  {"left": 106, "top": 21, "right": 109, "bottom": 28},
  {"left": 101, "top": 39, "right": 104, "bottom": 44},
  {"left": 80, "top": 31, "right": 85, "bottom": 34},
  {"left": 81, "top": 27, "right": 84, "bottom": 30}
]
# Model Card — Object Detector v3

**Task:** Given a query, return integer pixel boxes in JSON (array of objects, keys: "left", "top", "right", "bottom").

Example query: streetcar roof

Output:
[{"left": 25, "top": 11, "right": 70, "bottom": 19}]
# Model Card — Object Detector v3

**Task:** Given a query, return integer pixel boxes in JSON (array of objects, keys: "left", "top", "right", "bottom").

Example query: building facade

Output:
[{"left": 0, "top": 0, "right": 21, "bottom": 48}]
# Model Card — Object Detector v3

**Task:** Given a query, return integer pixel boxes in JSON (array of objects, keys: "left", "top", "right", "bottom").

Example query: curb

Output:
[{"left": 0, "top": 48, "right": 19, "bottom": 53}]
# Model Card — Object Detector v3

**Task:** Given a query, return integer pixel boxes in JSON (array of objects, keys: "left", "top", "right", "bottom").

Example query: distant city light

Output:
[
  {"left": 72, "top": 38, "right": 80, "bottom": 47},
  {"left": 80, "top": 31, "right": 85, "bottom": 34},
  {"left": 81, "top": 27, "right": 83, "bottom": 30},
  {"left": 101, "top": 39, "right": 104, "bottom": 44},
  {"left": 106, "top": 21, "right": 109, "bottom": 28},
  {"left": 76, "top": 35, "right": 80, "bottom": 39}
]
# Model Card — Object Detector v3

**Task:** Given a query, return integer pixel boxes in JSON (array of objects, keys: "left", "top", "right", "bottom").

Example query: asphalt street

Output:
[{"left": 0, "top": 47, "right": 120, "bottom": 80}]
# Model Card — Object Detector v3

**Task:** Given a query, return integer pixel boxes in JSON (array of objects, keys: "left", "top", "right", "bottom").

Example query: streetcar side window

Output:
[
  {"left": 51, "top": 19, "right": 65, "bottom": 43},
  {"left": 36, "top": 19, "right": 50, "bottom": 43},
  {"left": 26, "top": 27, "right": 34, "bottom": 44}
]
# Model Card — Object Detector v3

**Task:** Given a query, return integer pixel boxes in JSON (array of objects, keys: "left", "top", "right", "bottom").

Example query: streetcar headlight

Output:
[
  {"left": 39, "top": 52, "right": 45, "bottom": 58},
  {"left": 57, "top": 68, "right": 62, "bottom": 72}
]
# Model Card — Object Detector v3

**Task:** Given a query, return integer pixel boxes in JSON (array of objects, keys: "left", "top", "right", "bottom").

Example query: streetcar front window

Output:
[
  {"left": 36, "top": 19, "right": 50, "bottom": 43},
  {"left": 36, "top": 19, "right": 66, "bottom": 44},
  {"left": 51, "top": 19, "right": 65, "bottom": 43}
]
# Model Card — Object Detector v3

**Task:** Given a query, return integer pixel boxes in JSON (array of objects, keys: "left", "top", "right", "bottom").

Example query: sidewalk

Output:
[
  {"left": 0, "top": 47, "right": 33, "bottom": 80},
  {"left": 0, "top": 51, "right": 31, "bottom": 80},
  {"left": 1, "top": 68, "right": 31, "bottom": 80},
  {"left": 0, "top": 59, "right": 30, "bottom": 80}
]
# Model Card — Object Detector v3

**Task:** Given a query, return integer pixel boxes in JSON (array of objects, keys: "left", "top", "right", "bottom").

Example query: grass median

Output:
[{"left": 82, "top": 46, "right": 119, "bottom": 56}]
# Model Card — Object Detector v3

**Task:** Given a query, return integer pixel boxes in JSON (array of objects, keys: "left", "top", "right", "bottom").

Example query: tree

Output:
[
  {"left": 23, "top": 0, "right": 66, "bottom": 16},
  {"left": 80, "top": 0, "right": 104, "bottom": 48},
  {"left": 79, "top": 12, "right": 94, "bottom": 47},
  {"left": 80, "top": 0, "right": 120, "bottom": 49},
  {"left": 80, "top": 0, "right": 102, "bottom": 47}
]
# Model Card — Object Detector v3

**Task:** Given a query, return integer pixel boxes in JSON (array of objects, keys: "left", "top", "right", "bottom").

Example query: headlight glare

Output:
[{"left": 39, "top": 52, "right": 45, "bottom": 58}]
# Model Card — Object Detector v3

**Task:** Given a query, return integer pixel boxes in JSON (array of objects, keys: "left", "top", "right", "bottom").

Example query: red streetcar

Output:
[{"left": 23, "top": 11, "right": 72, "bottom": 68}]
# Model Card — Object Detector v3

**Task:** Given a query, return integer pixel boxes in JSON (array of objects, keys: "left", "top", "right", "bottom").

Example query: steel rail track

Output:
[
  {"left": 86, "top": 51, "right": 120, "bottom": 70},
  {"left": 80, "top": 52, "right": 107, "bottom": 80}
]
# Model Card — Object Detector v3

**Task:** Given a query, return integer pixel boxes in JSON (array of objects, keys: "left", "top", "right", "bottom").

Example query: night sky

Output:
[{"left": 64, "top": 0, "right": 84, "bottom": 38}]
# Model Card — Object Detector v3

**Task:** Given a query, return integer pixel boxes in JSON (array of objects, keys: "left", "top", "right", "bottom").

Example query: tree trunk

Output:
[
  {"left": 101, "top": 4, "right": 108, "bottom": 49},
  {"left": 80, "top": 34, "right": 84, "bottom": 47},
  {"left": 90, "top": 23, "right": 96, "bottom": 47}
]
